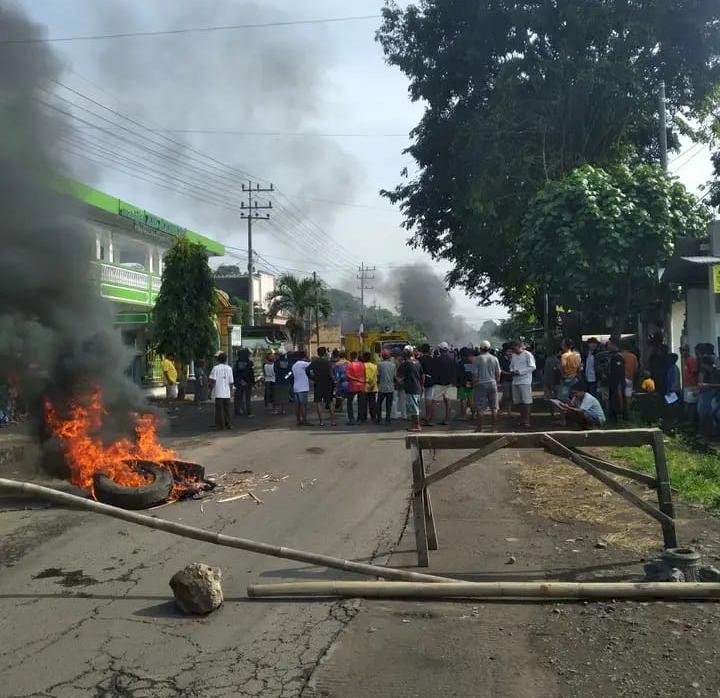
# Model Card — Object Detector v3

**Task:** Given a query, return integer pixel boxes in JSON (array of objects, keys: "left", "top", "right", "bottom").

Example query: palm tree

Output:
[{"left": 266, "top": 274, "right": 331, "bottom": 350}]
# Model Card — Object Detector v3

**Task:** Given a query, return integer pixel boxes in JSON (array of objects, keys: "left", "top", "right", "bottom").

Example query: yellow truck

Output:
[{"left": 343, "top": 330, "right": 410, "bottom": 360}]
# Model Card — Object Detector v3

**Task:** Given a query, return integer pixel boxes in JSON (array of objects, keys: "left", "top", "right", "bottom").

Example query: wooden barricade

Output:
[{"left": 405, "top": 429, "right": 677, "bottom": 567}]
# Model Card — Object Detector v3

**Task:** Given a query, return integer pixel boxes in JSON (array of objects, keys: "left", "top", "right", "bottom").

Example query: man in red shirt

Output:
[{"left": 345, "top": 351, "right": 366, "bottom": 425}]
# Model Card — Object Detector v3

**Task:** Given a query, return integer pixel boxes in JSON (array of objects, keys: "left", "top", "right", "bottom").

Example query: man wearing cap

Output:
[
  {"left": 376, "top": 349, "right": 397, "bottom": 424},
  {"left": 472, "top": 341, "right": 501, "bottom": 432},
  {"left": 431, "top": 341, "right": 456, "bottom": 425}
]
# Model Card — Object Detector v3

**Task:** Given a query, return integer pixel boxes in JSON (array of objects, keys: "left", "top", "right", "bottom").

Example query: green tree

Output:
[
  {"left": 520, "top": 164, "right": 710, "bottom": 337},
  {"left": 153, "top": 236, "right": 218, "bottom": 367},
  {"left": 377, "top": 1, "right": 720, "bottom": 304},
  {"left": 267, "top": 274, "right": 331, "bottom": 350}
]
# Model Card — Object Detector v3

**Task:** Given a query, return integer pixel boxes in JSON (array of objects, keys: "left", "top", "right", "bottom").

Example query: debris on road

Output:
[
  {"left": 169, "top": 562, "right": 223, "bottom": 614},
  {"left": 210, "top": 470, "right": 288, "bottom": 504}
]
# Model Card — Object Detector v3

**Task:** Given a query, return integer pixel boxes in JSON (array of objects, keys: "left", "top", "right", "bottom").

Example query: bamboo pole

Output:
[
  {"left": 0, "top": 478, "right": 453, "bottom": 583},
  {"left": 247, "top": 580, "right": 720, "bottom": 601}
]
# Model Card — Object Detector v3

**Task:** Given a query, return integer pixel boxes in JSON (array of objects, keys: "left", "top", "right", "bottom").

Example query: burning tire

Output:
[{"left": 93, "top": 460, "right": 174, "bottom": 510}]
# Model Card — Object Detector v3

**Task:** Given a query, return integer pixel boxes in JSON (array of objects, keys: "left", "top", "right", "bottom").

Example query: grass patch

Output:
[{"left": 611, "top": 437, "right": 720, "bottom": 510}]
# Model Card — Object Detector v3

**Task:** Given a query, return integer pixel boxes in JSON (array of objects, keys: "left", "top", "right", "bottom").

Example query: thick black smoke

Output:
[
  {"left": 0, "top": 4, "right": 145, "bottom": 446},
  {"left": 387, "top": 264, "right": 480, "bottom": 346}
]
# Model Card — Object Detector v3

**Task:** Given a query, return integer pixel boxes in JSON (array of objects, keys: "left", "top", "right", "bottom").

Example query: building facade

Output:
[{"left": 62, "top": 179, "right": 226, "bottom": 386}]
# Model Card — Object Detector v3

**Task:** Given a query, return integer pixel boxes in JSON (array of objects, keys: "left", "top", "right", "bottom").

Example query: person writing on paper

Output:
[{"left": 558, "top": 381, "right": 605, "bottom": 429}]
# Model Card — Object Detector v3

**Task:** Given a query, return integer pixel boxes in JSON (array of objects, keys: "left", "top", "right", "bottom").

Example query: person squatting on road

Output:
[{"left": 558, "top": 381, "right": 606, "bottom": 429}]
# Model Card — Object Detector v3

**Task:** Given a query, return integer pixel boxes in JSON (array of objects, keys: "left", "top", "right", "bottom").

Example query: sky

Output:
[{"left": 11, "top": 0, "right": 718, "bottom": 326}]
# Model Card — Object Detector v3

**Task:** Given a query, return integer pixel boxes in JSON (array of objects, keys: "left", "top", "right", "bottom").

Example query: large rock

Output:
[{"left": 169, "top": 563, "right": 223, "bottom": 614}]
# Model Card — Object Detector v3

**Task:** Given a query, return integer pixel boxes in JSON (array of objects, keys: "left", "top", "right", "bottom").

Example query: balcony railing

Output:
[
  {"left": 98, "top": 263, "right": 149, "bottom": 289},
  {"left": 93, "top": 261, "right": 162, "bottom": 306}
]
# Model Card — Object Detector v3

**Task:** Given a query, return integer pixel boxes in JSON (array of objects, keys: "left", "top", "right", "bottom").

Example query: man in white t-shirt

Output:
[
  {"left": 291, "top": 351, "right": 311, "bottom": 426},
  {"left": 510, "top": 341, "right": 536, "bottom": 428},
  {"left": 209, "top": 352, "right": 234, "bottom": 430}
]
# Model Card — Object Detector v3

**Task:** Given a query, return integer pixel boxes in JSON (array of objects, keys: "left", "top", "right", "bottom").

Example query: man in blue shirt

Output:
[{"left": 559, "top": 381, "right": 606, "bottom": 429}]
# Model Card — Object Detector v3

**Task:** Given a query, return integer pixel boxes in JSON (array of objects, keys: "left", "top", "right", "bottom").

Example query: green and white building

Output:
[{"left": 62, "top": 179, "right": 226, "bottom": 386}]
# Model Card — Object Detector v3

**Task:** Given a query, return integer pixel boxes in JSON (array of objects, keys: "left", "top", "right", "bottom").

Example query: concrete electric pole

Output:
[
  {"left": 659, "top": 81, "right": 668, "bottom": 172},
  {"left": 240, "top": 180, "right": 273, "bottom": 326},
  {"left": 313, "top": 270, "right": 321, "bottom": 351},
  {"left": 357, "top": 262, "right": 376, "bottom": 345}
]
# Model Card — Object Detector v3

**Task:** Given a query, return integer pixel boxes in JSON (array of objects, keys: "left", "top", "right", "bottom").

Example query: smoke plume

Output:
[
  {"left": 0, "top": 5, "right": 145, "bottom": 449},
  {"left": 385, "top": 264, "right": 479, "bottom": 346},
  {"left": 73, "top": 0, "right": 364, "bottom": 240}
]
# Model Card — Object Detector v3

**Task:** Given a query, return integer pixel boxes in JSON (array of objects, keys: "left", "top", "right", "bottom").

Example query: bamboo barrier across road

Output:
[
  {"left": 247, "top": 580, "right": 720, "bottom": 601},
  {"left": 0, "top": 478, "right": 453, "bottom": 583}
]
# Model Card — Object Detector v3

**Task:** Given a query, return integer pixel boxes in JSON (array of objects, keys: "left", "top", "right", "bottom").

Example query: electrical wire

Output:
[
  {"left": 0, "top": 14, "right": 382, "bottom": 44},
  {"left": 51, "top": 80, "right": 363, "bottom": 264}
]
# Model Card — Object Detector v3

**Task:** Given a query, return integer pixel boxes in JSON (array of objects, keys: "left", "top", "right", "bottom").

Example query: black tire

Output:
[{"left": 93, "top": 460, "right": 174, "bottom": 510}]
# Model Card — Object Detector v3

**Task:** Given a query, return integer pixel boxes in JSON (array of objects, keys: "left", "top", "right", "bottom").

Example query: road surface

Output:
[
  {"left": 4, "top": 408, "right": 720, "bottom": 697},
  {"left": 0, "top": 420, "right": 410, "bottom": 697}
]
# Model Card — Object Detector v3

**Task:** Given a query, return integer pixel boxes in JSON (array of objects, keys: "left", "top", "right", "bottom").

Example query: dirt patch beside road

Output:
[{"left": 307, "top": 446, "right": 720, "bottom": 697}]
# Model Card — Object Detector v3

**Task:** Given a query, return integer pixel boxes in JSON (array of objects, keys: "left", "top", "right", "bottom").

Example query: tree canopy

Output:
[
  {"left": 153, "top": 236, "right": 217, "bottom": 365},
  {"left": 377, "top": 0, "right": 720, "bottom": 304},
  {"left": 520, "top": 164, "right": 710, "bottom": 336},
  {"left": 267, "top": 274, "right": 331, "bottom": 350}
]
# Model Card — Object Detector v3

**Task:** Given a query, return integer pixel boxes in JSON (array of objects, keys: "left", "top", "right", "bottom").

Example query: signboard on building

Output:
[
  {"left": 231, "top": 326, "right": 243, "bottom": 347},
  {"left": 713, "top": 265, "right": 720, "bottom": 294}
]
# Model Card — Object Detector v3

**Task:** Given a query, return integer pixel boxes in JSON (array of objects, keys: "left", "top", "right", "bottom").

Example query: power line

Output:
[
  {"left": 72, "top": 128, "right": 409, "bottom": 138},
  {"left": 0, "top": 14, "right": 382, "bottom": 44},
  {"left": 48, "top": 79, "right": 361, "bottom": 268}
]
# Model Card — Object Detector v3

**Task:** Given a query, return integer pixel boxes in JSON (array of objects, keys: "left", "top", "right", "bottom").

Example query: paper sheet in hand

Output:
[
  {"left": 664, "top": 392, "right": 679, "bottom": 405},
  {"left": 549, "top": 399, "right": 566, "bottom": 409}
]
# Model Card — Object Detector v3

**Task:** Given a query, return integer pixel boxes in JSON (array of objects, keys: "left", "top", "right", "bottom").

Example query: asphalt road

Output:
[{"left": 0, "top": 419, "right": 411, "bottom": 697}]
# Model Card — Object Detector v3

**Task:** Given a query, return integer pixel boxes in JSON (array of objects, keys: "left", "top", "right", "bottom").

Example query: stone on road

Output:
[{"left": 170, "top": 562, "right": 223, "bottom": 614}]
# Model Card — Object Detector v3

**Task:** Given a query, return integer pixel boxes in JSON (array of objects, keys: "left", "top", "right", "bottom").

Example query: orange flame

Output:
[{"left": 44, "top": 389, "right": 178, "bottom": 494}]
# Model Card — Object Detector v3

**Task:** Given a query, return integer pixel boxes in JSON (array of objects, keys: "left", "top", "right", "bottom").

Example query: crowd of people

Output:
[
  {"left": 202, "top": 340, "right": 543, "bottom": 433},
  {"left": 166, "top": 334, "right": 720, "bottom": 437}
]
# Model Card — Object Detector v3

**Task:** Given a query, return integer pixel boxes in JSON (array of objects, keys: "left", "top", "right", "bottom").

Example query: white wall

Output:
[{"left": 686, "top": 286, "right": 711, "bottom": 352}]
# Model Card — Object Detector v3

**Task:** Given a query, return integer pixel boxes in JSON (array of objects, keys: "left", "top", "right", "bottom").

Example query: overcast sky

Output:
[{"left": 14, "top": 0, "right": 718, "bottom": 325}]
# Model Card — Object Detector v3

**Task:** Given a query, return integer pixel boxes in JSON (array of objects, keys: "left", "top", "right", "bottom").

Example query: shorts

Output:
[
  {"left": 474, "top": 382, "right": 498, "bottom": 411},
  {"left": 432, "top": 384, "right": 452, "bottom": 401},
  {"left": 512, "top": 383, "right": 533, "bottom": 405},
  {"left": 624, "top": 378, "right": 634, "bottom": 398},
  {"left": 405, "top": 393, "right": 421, "bottom": 417},
  {"left": 423, "top": 386, "right": 434, "bottom": 402},
  {"left": 165, "top": 383, "right": 178, "bottom": 399},
  {"left": 295, "top": 391, "right": 309, "bottom": 405},
  {"left": 314, "top": 388, "right": 333, "bottom": 408},
  {"left": 458, "top": 386, "right": 473, "bottom": 401},
  {"left": 274, "top": 384, "right": 290, "bottom": 403}
]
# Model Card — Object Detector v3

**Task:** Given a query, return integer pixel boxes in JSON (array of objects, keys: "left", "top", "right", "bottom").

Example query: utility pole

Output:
[
  {"left": 240, "top": 180, "right": 273, "bottom": 326},
  {"left": 313, "top": 270, "right": 321, "bottom": 352},
  {"left": 357, "top": 262, "right": 376, "bottom": 347},
  {"left": 659, "top": 81, "right": 668, "bottom": 172}
]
